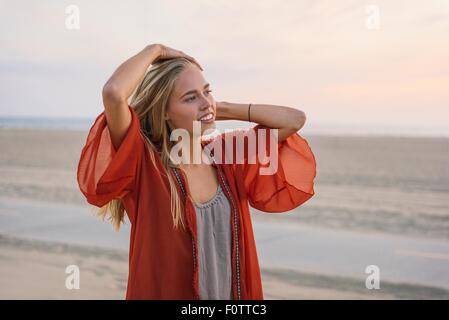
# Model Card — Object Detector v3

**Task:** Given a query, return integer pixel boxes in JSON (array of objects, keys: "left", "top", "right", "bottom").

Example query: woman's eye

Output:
[{"left": 185, "top": 90, "right": 212, "bottom": 102}]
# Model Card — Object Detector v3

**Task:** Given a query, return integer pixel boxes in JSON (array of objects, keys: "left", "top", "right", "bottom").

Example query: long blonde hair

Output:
[{"left": 98, "top": 57, "right": 194, "bottom": 232}]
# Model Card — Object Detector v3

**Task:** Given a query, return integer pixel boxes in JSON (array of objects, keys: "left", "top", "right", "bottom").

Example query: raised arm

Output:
[
  {"left": 215, "top": 101, "right": 307, "bottom": 142},
  {"left": 101, "top": 44, "right": 161, "bottom": 151},
  {"left": 208, "top": 101, "right": 315, "bottom": 212}
]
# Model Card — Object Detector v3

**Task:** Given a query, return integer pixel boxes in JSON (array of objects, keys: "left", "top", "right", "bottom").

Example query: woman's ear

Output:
[{"left": 164, "top": 113, "right": 174, "bottom": 131}]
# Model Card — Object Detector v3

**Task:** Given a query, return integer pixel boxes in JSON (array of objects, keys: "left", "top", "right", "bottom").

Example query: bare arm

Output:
[
  {"left": 102, "top": 44, "right": 161, "bottom": 151},
  {"left": 216, "top": 101, "right": 307, "bottom": 142}
]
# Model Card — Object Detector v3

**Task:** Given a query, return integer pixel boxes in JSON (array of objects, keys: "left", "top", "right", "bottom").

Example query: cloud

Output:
[{"left": 0, "top": 0, "right": 448, "bottom": 130}]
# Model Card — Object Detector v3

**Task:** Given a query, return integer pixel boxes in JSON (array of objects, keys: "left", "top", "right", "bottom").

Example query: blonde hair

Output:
[{"left": 98, "top": 57, "right": 195, "bottom": 232}]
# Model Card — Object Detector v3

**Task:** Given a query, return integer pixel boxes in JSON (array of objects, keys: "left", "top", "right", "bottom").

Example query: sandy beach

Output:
[
  {"left": 1, "top": 128, "right": 449, "bottom": 299},
  {"left": 3, "top": 231, "right": 448, "bottom": 300},
  {"left": 0, "top": 235, "right": 358, "bottom": 300},
  {"left": 4, "top": 234, "right": 443, "bottom": 300}
]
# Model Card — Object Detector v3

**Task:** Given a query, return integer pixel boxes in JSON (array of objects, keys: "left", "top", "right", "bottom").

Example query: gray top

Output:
[{"left": 193, "top": 183, "right": 233, "bottom": 300}]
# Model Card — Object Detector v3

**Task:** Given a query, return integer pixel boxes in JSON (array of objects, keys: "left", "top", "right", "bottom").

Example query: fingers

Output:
[{"left": 160, "top": 47, "right": 204, "bottom": 70}]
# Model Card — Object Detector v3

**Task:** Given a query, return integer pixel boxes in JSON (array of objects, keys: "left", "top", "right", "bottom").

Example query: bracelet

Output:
[{"left": 248, "top": 103, "right": 252, "bottom": 122}]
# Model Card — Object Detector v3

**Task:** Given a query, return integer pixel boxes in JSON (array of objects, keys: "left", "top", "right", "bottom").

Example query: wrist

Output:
[
  {"left": 216, "top": 101, "right": 230, "bottom": 119},
  {"left": 146, "top": 44, "right": 161, "bottom": 60},
  {"left": 216, "top": 101, "right": 249, "bottom": 122}
]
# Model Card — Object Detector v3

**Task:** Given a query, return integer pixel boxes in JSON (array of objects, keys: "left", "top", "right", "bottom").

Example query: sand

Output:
[
  {"left": 1, "top": 128, "right": 449, "bottom": 300},
  {"left": 0, "top": 234, "right": 396, "bottom": 300}
]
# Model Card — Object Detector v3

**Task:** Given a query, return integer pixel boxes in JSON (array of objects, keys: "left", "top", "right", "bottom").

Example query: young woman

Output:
[{"left": 77, "top": 43, "right": 317, "bottom": 300}]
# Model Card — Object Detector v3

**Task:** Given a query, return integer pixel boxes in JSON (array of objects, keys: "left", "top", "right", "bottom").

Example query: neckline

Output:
[{"left": 193, "top": 184, "right": 222, "bottom": 209}]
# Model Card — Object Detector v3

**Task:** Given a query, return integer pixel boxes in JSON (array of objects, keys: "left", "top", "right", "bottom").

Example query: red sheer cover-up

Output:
[{"left": 77, "top": 105, "right": 317, "bottom": 299}]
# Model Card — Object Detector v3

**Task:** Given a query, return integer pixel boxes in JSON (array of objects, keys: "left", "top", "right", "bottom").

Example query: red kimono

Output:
[{"left": 77, "top": 105, "right": 316, "bottom": 300}]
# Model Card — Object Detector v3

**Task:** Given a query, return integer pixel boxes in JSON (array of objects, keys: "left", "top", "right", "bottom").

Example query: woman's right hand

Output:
[{"left": 152, "top": 44, "right": 203, "bottom": 71}]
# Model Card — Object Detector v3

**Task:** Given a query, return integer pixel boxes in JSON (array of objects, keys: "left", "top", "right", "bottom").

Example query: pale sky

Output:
[{"left": 1, "top": 0, "right": 448, "bottom": 134}]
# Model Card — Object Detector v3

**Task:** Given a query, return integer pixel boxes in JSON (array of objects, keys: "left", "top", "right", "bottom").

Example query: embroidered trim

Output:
[
  {"left": 216, "top": 165, "right": 241, "bottom": 300},
  {"left": 193, "top": 184, "right": 223, "bottom": 209},
  {"left": 172, "top": 167, "right": 199, "bottom": 300},
  {"left": 172, "top": 164, "right": 241, "bottom": 301}
]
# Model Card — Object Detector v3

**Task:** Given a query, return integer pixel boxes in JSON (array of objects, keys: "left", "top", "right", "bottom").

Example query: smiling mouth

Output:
[{"left": 198, "top": 113, "right": 215, "bottom": 122}]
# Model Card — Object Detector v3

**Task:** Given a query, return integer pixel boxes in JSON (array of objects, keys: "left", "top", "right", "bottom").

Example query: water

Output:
[
  {"left": 0, "top": 116, "right": 93, "bottom": 130},
  {"left": 1, "top": 116, "right": 449, "bottom": 138}
]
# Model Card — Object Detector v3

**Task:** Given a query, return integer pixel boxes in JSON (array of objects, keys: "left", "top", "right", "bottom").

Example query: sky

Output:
[{"left": 1, "top": 0, "right": 448, "bottom": 135}]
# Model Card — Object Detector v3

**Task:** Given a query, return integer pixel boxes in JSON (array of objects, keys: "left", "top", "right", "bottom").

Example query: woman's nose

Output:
[{"left": 199, "top": 95, "right": 212, "bottom": 109}]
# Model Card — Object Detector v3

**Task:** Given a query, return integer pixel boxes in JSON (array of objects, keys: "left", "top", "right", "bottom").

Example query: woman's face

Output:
[{"left": 166, "top": 64, "right": 216, "bottom": 137}]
